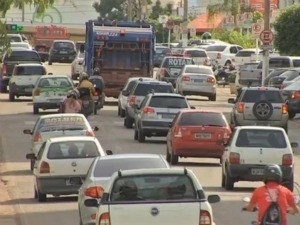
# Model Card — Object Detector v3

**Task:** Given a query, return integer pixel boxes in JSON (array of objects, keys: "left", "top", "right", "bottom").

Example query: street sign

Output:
[
  {"left": 173, "top": 25, "right": 180, "bottom": 34},
  {"left": 189, "top": 26, "right": 196, "bottom": 37},
  {"left": 166, "top": 20, "right": 174, "bottom": 30},
  {"left": 226, "top": 15, "right": 234, "bottom": 24},
  {"left": 158, "top": 15, "right": 168, "bottom": 24},
  {"left": 260, "top": 29, "right": 274, "bottom": 44},
  {"left": 244, "top": 12, "right": 253, "bottom": 21},
  {"left": 237, "top": 13, "right": 245, "bottom": 27},
  {"left": 252, "top": 23, "right": 263, "bottom": 38}
]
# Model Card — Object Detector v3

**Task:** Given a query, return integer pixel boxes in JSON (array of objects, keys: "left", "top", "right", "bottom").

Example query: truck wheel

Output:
[
  {"left": 30, "top": 159, "right": 35, "bottom": 171},
  {"left": 9, "top": 93, "right": 15, "bottom": 101},
  {"left": 34, "top": 187, "right": 38, "bottom": 199},
  {"left": 134, "top": 127, "right": 138, "bottom": 140},
  {"left": 120, "top": 108, "right": 125, "bottom": 118},
  {"left": 33, "top": 106, "right": 39, "bottom": 115},
  {"left": 225, "top": 170, "right": 234, "bottom": 190},
  {"left": 125, "top": 116, "right": 134, "bottom": 129}
]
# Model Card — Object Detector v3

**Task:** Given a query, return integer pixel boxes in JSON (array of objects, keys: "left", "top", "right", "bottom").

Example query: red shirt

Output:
[{"left": 250, "top": 182, "right": 295, "bottom": 225}]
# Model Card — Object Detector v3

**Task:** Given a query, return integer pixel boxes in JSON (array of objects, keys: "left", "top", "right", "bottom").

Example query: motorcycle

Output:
[
  {"left": 77, "top": 87, "right": 93, "bottom": 118},
  {"left": 89, "top": 76, "right": 105, "bottom": 115}
]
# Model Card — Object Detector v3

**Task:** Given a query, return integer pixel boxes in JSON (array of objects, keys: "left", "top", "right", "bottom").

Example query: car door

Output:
[{"left": 34, "top": 142, "right": 47, "bottom": 173}]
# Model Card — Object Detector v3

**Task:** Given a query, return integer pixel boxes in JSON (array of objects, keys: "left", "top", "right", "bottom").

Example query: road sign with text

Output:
[{"left": 260, "top": 29, "right": 274, "bottom": 44}]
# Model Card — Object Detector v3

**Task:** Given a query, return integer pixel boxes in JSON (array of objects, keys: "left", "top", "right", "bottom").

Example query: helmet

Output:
[
  {"left": 93, "top": 67, "right": 101, "bottom": 76},
  {"left": 80, "top": 72, "right": 89, "bottom": 80},
  {"left": 68, "top": 89, "right": 80, "bottom": 99},
  {"left": 264, "top": 164, "right": 282, "bottom": 183}
]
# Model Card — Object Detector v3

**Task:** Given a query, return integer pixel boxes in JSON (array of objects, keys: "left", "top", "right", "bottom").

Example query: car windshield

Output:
[
  {"left": 37, "top": 77, "right": 72, "bottom": 88},
  {"left": 47, "top": 141, "right": 100, "bottom": 159},
  {"left": 93, "top": 157, "right": 167, "bottom": 177},
  {"left": 205, "top": 45, "right": 226, "bottom": 52},
  {"left": 149, "top": 96, "right": 188, "bottom": 108},
  {"left": 155, "top": 47, "right": 171, "bottom": 54},
  {"left": 37, "top": 116, "right": 87, "bottom": 132},
  {"left": 53, "top": 42, "right": 74, "bottom": 49},
  {"left": 14, "top": 66, "right": 46, "bottom": 76},
  {"left": 184, "top": 67, "right": 212, "bottom": 74},
  {"left": 9, "top": 36, "right": 22, "bottom": 42},
  {"left": 4, "top": 51, "right": 40, "bottom": 61},
  {"left": 110, "top": 175, "right": 197, "bottom": 201},
  {"left": 133, "top": 84, "right": 174, "bottom": 95},
  {"left": 179, "top": 112, "right": 227, "bottom": 126},
  {"left": 241, "top": 90, "right": 283, "bottom": 103},
  {"left": 162, "top": 57, "right": 194, "bottom": 68},
  {"left": 235, "top": 129, "right": 287, "bottom": 148},
  {"left": 11, "top": 43, "right": 30, "bottom": 49}
]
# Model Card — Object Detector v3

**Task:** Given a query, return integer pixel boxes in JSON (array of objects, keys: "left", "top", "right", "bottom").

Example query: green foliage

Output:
[
  {"left": 252, "top": 11, "right": 263, "bottom": 23},
  {"left": 273, "top": 5, "right": 300, "bottom": 56},
  {"left": 211, "top": 29, "right": 256, "bottom": 48},
  {"left": 93, "top": 0, "right": 126, "bottom": 20}
]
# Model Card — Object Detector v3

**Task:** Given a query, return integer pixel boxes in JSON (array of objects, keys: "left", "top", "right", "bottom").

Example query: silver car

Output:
[
  {"left": 78, "top": 154, "right": 170, "bottom": 225},
  {"left": 71, "top": 51, "right": 85, "bottom": 80},
  {"left": 134, "top": 93, "right": 192, "bottom": 142},
  {"left": 176, "top": 65, "right": 216, "bottom": 101}
]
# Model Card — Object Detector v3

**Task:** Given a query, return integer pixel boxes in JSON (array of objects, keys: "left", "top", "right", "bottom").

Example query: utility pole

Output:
[
  {"left": 21, "top": 0, "right": 25, "bottom": 22},
  {"left": 128, "top": 0, "right": 132, "bottom": 21},
  {"left": 181, "top": 0, "right": 188, "bottom": 47},
  {"left": 262, "top": 0, "right": 271, "bottom": 86}
]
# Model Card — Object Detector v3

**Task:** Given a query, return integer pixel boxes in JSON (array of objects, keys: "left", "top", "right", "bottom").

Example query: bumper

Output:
[
  {"left": 34, "top": 101, "right": 62, "bottom": 109},
  {"left": 172, "top": 140, "right": 224, "bottom": 158},
  {"left": 180, "top": 84, "right": 216, "bottom": 95},
  {"left": 141, "top": 120, "right": 171, "bottom": 136},
  {"left": 36, "top": 175, "right": 85, "bottom": 195},
  {"left": 287, "top": 100, "right": 300, "bottom": 113},
  {"left": 9, "top": 84, "right": 34, "bottom": 96},
  {"left": 79, "top": 200, "right": 97, "bottom": 225},
  {"left": 234, "top": 113, "right": 288, "bottom": 128},
  {"left": 227, "top": 164, "right": 293, "bottom": 181}
]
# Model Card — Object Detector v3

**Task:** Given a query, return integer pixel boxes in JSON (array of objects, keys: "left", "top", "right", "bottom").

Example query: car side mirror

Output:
[
  {"left": 291, "top": 142, "right": 298, "bottom": 148},
  {"left": 93, "top": 126, "right": 99, "bottom": 132},
  {"left": 207, "top": 195, "right": 220, "bottom": 203},
  {"left": 26, "top": 153, "right": 36, "bottom": 160},
  {"left": 228, "top": 98, "right": 235, "bottom": 104},
  {"left": 106, "top": 150, "right": 113, "bottom": 155},
  {"left": 23, "top": 129, "right": 32, "bottom": 135},
  {"left": 168, "top": 122, "right": 172, "bottom": 128},
  {"left": 84, "top": 199, "right": 99, "bottom": 207}
]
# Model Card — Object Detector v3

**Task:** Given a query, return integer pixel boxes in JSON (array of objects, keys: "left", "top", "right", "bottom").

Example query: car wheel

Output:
[
  {"left": 283, "top": 124, "right": 288, "bottom": 134},
  {"left": 209, "top": 94, "right": 216, "bottom": 101},
  {"left": 33, "top": 106, "right": 39, "bottom": 115},
  {"left": 288, "top": 112, "right": 296, "bottom": 119},
  {"left": 170, "top": 152, "right": 178, "bottom": 165},
  {"left": 221, "top": 171, "right": 225, "bottom": 188},
  {"left": 125, "top": 115, "right": 134, "bottom": 129},
  {"left": 117, "top": 105, "right": 120, "bottom": 116},
  {"left": 120, "top": 108, "right": 125, "bottom": 118},
  {"left": 37, "top": 188, "right": 47, "bottom": 202},
  {"left": 94, "top": 107, "right": 97, "bottom": 115},
  {"left": 166, "top": 145, "right": 171, "bottom": 163},
  {"left": 137, "top": 127, "right": 145, "bottom": 143},
  {"left": 252, "top": 100, "right": 273, "bottom": 120},
  {"left": 48, "top": 60, "right": 52, "bottom": 65},
  {"left": 30, "top": 159, "right": 35, "bottom": 171},
  {"left": 134, "top": 127, "right": 138, "bottom": 140},
  {"left": 225, "top": 169, "right": 234, "bottom": 190},
  {"left": 283, "top": 175, "right": 294, "bottom": 192},
  {"left": 9, "top": 92, "right": 15, "bottom": 101},
  {"left": 34, "top": 187, "right": 38, "bottom": 199},
  {"left": 0, "top": 84, "right": 7, "bottom": 93}
]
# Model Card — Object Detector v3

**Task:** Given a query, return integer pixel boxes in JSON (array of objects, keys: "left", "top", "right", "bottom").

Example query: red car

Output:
[{"left": 166, "top": 109, "right": 232, "bottom": 165}]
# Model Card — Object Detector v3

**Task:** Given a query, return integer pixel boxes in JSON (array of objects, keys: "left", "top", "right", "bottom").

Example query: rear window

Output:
[
  {"left": 185, "top": 66, "right": 212, "bottom": 74},
  {"left": 11, "top": 43, "right": 30, "bottom": 49},
  {"left": 53, "top": 42, "right": 74, "bottom": 49},
  {"left": 239, "top": 63, "right": 259, "bottom": 70},
  {"left": 185, "top": 50, "right": 207, "bottom": 57},
  {"left": 162, "top": 57, "right": 194, "bottom": 68},
  {"left": 236, "top": 51, "right": 255, "bottom": 57},
  {"left": 37, "top": 116, "right": 87, "bottom": 132},
  {"left": 4, "top": 51, "right": 41, "bottom": 61},
  {"left": 235, "top": 129, "right": 287, "bottom": 148},
  {"left": 155, "top": 47, "right": 171, "bottom": 54},
  {"left": 179, "top": 112, "right": 227, "bottom": 126},
  {"left": 149, "top": 96, "right": 188, "bottom": 108},
  {"left": 14, "top": 66, "right": 46, "bottom": 76},
  {"left": 258, "top": 58, "right": 291, "bottom": 69},
  {"left": 292, "top": 59, "right": 300, "bottom": 67},
  {"left": 205, "top": 45, "right": 226, "bottom": 52},
  {"left": 94, "top": 158, "right": 167, "bottom": 177},
  {"left": 38, "top": 77, "right": 72, "bottom": 88},
  {"left": 133, "top": 83, "right": 174, "bottom": 95},
  {"left": 281, "top": 70, "right": 300, "bottom": 81},
  {"left": 47, "top": 141, "right": 100, "bottom": 159},
  {"left": 9, "top": 36, "right": 22, "bottom": 42},
  {"left": 110, "top": 175, "right": 197, "bottom": 201},
  {"left": 241, "top": 90, "right": 283, "bottom": 103},
  {"left": 125, "top": 80, "right": 138, "bottom": 92}
]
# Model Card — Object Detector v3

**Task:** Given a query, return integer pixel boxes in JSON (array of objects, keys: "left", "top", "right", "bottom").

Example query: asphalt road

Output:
[{"left": 0, "top": 63, "right": 300, "bottom": 225}]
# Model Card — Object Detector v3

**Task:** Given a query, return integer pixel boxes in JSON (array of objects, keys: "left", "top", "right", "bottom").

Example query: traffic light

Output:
[{"left": 5, "top": 24, "right": 23, "bottom": 31}]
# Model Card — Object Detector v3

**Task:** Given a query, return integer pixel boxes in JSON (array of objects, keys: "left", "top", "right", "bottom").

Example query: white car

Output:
[
  {"left": 71, "top": 51, "right": 85, "bottom": 80},
  {"left": 32, "top": 74, "right": 74, "bottom": 114},
  {"left": 78, "top": 154, "right": 170, "bottom": 225},
  {"left": 85, "top": 168, "right": 220, "bottom": 225},
  {"left": 222, "top": 126, "right": 298, "bottom": 191},
  {"left": 23, "top": 113, "right": 99, "bottom": 171},
  {"left": 26, "top": 136, "right": 107, "bottom": 202},
  {"left": 176, "top": 64, "right": 216, "bottom": 101},
  {"left": 117, "top": 77, "right": 155, "bottom": 117},
  {"left": 181, "top": 48, "right": 211, "bottom": 65},
  {"left": 234, "top": 48, "right": 259, "bottom": 66},
  {"left": 11, "top": 42, "right": 33, "bottom": 49}
]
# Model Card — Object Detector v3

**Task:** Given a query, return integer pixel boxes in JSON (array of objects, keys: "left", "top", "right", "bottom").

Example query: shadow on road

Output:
[
  {"left": 176, "top": 161, "right": 221, "bottom": 167},
  {"left": 203, "top": 186, "right": 255, "bottom": 193},
  {"left": 1, "top": 169, "right": 32, "bottom": 176},
  {"left": 2, "top": 195, "right": 78, "bottom": 205}
]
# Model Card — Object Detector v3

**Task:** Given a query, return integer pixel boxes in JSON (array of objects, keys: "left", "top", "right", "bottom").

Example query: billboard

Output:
[{"left": 242, "top": 0, "right": 279, "bottom": 11}]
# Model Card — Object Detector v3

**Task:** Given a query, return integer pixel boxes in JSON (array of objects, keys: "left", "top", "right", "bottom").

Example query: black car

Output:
[
  {"left": 48, "top": 40, "right": 77, "bottom": 65},
  {"left": 282, "top": 81, "right": 300, "bottom": 119},
  {"left": 153, "top": 46, "right": 171, "bottom": 67}
]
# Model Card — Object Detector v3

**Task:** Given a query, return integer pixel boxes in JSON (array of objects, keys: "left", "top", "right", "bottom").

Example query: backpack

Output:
[{"left": 260, "top": 187, "right": 282, "bottom": 225}]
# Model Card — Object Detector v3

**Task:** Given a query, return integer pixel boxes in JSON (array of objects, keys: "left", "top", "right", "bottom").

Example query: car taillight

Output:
[
  {"left": 217, "top": 53, "right": 221, "bottom": 59},
  {"left": 33, "top": 88, "right": 40, "bottom": 96},
  {"left": 2, "top": 64, "right": 7, "bottom": 76},
  {"left": 229, "top": 152, "right": 240, "bottom": 164},
  {"left": 282, "top": 104, "right": 288, "bottom": 114},
  {"left": 128, "top": 96, "right": 136, "bottom": 106},
  {"left": 86, "top": 130, "right": 95, "bottom": 137},
  {"left": 282, "top": 154, "right": 293, "bottom": 166},
  {"left": 199, "top": 210, "right": 211, "bottom": 225},
  {"left": 237, "top": 103, "right": 244, "bottom": 113},
  {"left": 207, "top": 77, "right": 215, "bottom": 83},
  {"left": 160, "top": 68, "right": 166, "bottom": 77},
  {"left": 143, "top": 107, "right": 155, "bottom": 114},
  {"left": 291, "top": 91, "right": 300, "bottom": 99},
  {"left": 40, "top": 161, "right": 50, "bottom": 173},
  {"left": 182, "top": 76, "right": 190, "bottom": 82},
  {"left": 33, "top": 132, "right": 42, "bottom": 142},
  {"left": 84, "top": 186, "right": 104, "bottom": 198},
  {"left": 99, "top": 212, "right": 110, "bottom": 225},
  {"left": 174, "top": 127, "right": 182, "bottom": 138}
]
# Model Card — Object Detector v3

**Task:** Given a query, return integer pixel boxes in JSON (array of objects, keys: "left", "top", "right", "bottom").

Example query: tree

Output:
[
  {"left": 273, "top": 5, "right": 300, "bottom": 55},
  {"left": 93, "top": 0, "right": 126, "bottom": 20}
]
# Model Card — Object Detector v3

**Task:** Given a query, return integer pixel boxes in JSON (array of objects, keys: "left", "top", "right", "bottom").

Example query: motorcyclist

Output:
[
  {"left": 92, "top": 67, "right": 105, "bottom": 94},
  {"left": 243, "top": 164, "right": 299, "bottom": 225},
  {"left": 78, "top": 72, "right": 96, "bottom": 114},
  {"left": 61, "top": 90, "right": 81, "bottom": 113}
]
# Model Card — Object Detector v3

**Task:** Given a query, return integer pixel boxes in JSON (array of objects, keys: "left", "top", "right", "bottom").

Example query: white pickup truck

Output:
[{"left": 85, "top": 168, "right": 220, "bottom": 225}]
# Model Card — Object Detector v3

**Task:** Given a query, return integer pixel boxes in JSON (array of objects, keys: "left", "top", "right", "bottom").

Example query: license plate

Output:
[
  {"left": 193, "top": 79, "right": 203, "bottom": 83},
  {"left": 66, "top": 177, "right": 82, "bottom": 186},
  {"left": 25, "top": 88, "right": 33, "bottom": 92},
  {"left": 60, "top": 51, "right": 68, "bottom": 54},
  {"left": 162, "top": 114, "right": 175, "bottom": 119},
  {"left": 251, "top": 168, "right": 264, "bottom": 176},
  {"left": 49, "top": 99, "right": 61, "bottom": 102},
  {"left": 195, "top": 133, "right": 211, "bottom": 139}
]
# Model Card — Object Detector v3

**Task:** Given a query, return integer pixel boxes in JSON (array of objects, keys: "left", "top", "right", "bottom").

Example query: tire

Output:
[
  {"left": 30, "top": 159, "right": 35, "bottom": 171},
  {"left": 125, "top": 116, "right": 134, "bottom": 129},
  {"left": 94, "top": 107, "right": 97, "bottom": 115},
  {"left": 170, "top": 152, "right": 178, "bottom": 165},
  {"left": 225, "top": 169, "right": 234, "bottom": 190},
  {"left": 117, "top": 106, "right": 120, "bottom": 116},
  {"left": 33, "top": 106, "right": 39, "bottom": 115},
  {"left": 283, "top": 124, "right": 288, "bottom": 134},
  {"left": 221, "top": 171, "right": 225, "bottom": 188},
  {"left": 120, "top": 108, "right": 125, "bottom": 118},
  {"left": 34, "top": 187, "right": 38, "bottom": 199},
  {"left": 9, "top": 93, "right": 15, "bottom": 101},
  {"left": 252, "top": 100, "right": 273, "bottom": 120},
  {"left": 48, "top": 60, "right": 52, "bottom": 65},
  {"left": 166, "top": 146, "right": 171, "bottom": 163},
  {"left": 288, "top": 112, "right": 296, "bottom": 119},
  {"left": 134, "top": 127, "right": 138, "bottom": 140},
  {"left": 209, "top": 94, "right": 216, "bottom": 101},
  {"left": 283, "top": 176, "right": 294, "bottom": 192},
  {"left": 37, "top": 188, "right": 47, "bottom": 202},
  {"left": 137, "top": 127, "right": 145, "bottom": 143}
]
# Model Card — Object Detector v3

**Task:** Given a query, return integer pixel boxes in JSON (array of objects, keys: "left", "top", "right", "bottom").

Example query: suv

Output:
[
  {"left": 156, "top": 55, "right": 195, "bottom": 87},
  {"left": 9, "top": 63, "right": 47, "bottom": 101},
  {"left": 0, "top": 48, "right": 43, "bottom": 93},
  {"left": 134, "top": 93, "right": 191, "bottom": 142},
  {"left": 124, "top": 80, "right": 174, "bottom": 128},
  {"left": 221, "top": 126, "right": 297, "bottom": 191},
  {"left": 228, "top": 87, "right": 289, "bottom": 132},
  {"left": 48, "top": 40, "right": 77, "bottom": 65}
]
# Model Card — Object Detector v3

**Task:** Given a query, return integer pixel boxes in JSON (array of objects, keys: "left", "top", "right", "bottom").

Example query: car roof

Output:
[
  {"left": 128, "top": 77, "right": 155, "bottom": 82},
  {"left": 238, "top": 48, "right": 257, "bottom": 52},
  {"left": 183, "top": 48, "right": 206, "bottom": 51},
  {"left": 38, "top": 113, "right": 86, "bottom": 120},
  {"left": 39, "top": 74, "right": 70, "bottom": 79},
  {"left": 113, "top": 168, "right": 191, "bottom": 177},
  {"left": 96, "top": 153, "right": 163, "bottom": 161},
  {"left": 9, "top": 48, "right": 37, "bottom": 52},
  {"left": 184, "top": 64, "right": 212, "bottom": 69},
  {"left": 136, "top": 80, "right": 172, "bottom": 85},
  {"left": 241, "top": 86, "right": 279, "bottom": 91},
  {"left": 235, "top": 126, "right": 284, "bottom": 131},
  {"left": 179, "top": 109, "right": 222, "bottom": 114},
  {"left": 48, "top": 136, "right": 97, "bottom": 143},
  {"left": 15, "top": 63, "right": 44, "bottom": 67},
  {"left": 164, "top": 56, "right": 193, "bottom": 60},
  {"left": 149, "top": 93, "right": 183, "bottom": 97}
]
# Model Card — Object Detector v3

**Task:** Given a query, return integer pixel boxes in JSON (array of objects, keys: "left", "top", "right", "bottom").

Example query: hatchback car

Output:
[
  {"left": 48, "top": 40, "right": 77, "bottom": 65},
  {"left": 78, "top": 153, "right": 170, "bottom": 225},
  {"left": 23, "top": 113, "right": 99, "bottom": 170},
  {"left": 166, "top": 109, "right": 231, "bottom": 165},
  {"left": 26, "top": 136, "right": 106, "bottom": 202},
  {"left": 134, "top": 93, "right": 192, "bottom": 142},
  {"left": 281, "top": 81, "right": 300, "bottom": 119},
  {"left": 8, "top": 63, "right": 47, "bottom": 101},
  {"left": 32, "top": 74, "right": 74, "bottom": 114},
  {"left": 176, "top": 65, "right": 216, "bottom": 101},
  {"left": 71, "top": 51, "right": 85, "bottom": 80}
]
